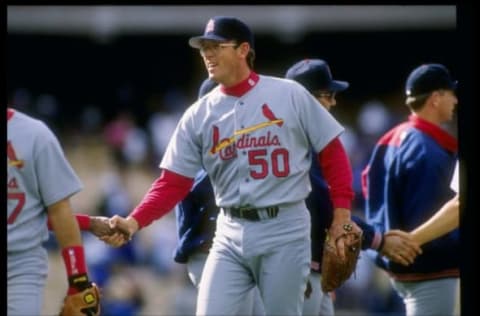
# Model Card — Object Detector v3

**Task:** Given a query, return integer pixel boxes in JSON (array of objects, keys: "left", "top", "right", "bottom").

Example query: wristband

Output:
[{"left": 62, "top": 246, "right": 90, "bottom": 294}]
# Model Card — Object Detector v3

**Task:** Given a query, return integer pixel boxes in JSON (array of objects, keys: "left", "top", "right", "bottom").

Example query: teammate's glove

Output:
[
  {"left": 59, "top": 282, "right": 100, "bottom": 316},
  {"left": 320, "top": 221, "right": 362, "bottom": 293}
]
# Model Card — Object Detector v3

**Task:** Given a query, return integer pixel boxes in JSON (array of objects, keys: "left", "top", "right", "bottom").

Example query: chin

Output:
[{"left": 210, "top": 73, "right": 224, "bottom": 84}]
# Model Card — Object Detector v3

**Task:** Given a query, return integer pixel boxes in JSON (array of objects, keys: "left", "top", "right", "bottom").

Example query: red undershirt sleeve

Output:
[
  {"left": 47, "top": 214, "right": 90, "bottom": 231},
  {"left": 317, "top": 137, "right": 354, "bottom": 209},
  {"left": 130, "top": 169, "right": 194, "bottom": 229}
]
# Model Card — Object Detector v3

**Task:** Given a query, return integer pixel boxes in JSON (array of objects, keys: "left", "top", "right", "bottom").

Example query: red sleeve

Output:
[
  {"left": 317, "top": 137, "right": 354, "bottom": 209},
  {"left": 47, "top": 214, "right": 90, "bottom": 231},
  {"left": 131, "top": 169, "right": 194, "bottom": 228}
]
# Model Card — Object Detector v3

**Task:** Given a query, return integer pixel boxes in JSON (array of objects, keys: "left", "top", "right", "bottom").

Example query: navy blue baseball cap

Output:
[
  {"left": 285, "top": 59, "right": 349, "bottom": 93},
  {"left": 405, "top": 63, "right": 457, "bottom": 103},
  {"left": 189, "top": 16, "right": 254, "bottom": 49},
  {"left": 198, "top": 78, "right": 218, "bottom": 98}
]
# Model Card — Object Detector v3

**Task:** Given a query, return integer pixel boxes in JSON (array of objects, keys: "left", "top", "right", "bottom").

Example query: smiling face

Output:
[{"left": 197, "top": 40, "right": 251, "bottom": 87}]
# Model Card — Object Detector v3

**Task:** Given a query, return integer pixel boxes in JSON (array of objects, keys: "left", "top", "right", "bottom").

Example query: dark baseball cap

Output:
[
  {"left": 405, "top": 63, "right": 458, "bottom": 103},
  {"left": 189, "top": 16, "right": 254, "bottom": 49},
  {"left": 198, "top": 78, "right": 218, "bottom": 98},
  {"left": 285, "top": 59, "right": 349, "bottom": 93}
]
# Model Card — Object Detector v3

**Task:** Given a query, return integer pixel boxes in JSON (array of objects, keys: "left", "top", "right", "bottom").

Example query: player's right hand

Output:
[
  {"left": 381, "top": 230, "right": 422, "bottom": 266},
  {"left": 99, "top": 215, "right": 137, "bottom": 247}
]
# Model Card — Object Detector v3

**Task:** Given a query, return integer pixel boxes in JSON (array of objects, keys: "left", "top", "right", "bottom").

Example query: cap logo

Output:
[{"left": 205, "top": 19, "right": 215, "bottom": 34}]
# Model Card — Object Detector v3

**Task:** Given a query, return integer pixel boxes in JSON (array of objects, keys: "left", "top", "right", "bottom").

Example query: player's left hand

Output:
[
  {"left": 328, "top": 208, "right": 361, "bottom": 260},
  {"left": 59, "top": 283, "right": 100, "bottom": 316},
  {"left": 321, "top": 221, "right": 362, "bottom": 292}
]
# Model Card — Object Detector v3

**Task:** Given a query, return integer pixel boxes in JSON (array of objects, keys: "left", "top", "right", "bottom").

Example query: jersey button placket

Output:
[{"left": 235, "top": 99, "right": 251, "bottom": 203}]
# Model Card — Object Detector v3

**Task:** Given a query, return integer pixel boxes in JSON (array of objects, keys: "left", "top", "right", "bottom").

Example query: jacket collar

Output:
[{"left": 409, "top": 114, "right": 457, "bottom": 153}]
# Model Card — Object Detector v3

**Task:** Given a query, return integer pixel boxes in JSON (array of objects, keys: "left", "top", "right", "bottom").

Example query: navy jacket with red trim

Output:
[{"left": 362, "top": 114, "right": 458, "bottom": 281}]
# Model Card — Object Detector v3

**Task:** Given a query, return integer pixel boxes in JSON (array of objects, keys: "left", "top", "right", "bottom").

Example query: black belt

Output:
[{"left": 224, "top": 206, "right": 279, "bottom": 221}]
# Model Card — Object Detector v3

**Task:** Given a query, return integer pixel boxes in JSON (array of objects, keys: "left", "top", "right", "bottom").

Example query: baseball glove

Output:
[
  {"left": 59, "top": 283, "right": 101, "bottom": 316},
  {"left": 321, "top": 222, "right": 362, "bottom": 293}
]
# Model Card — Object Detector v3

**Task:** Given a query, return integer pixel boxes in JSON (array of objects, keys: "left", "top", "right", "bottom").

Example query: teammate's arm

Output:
[
  {"left": 47, "top": 198, "right": 93, "bottom": 294},
  {"left": 364, "top": 190, "right": 458, "bottom": 265},
  {"left": 48, "top": 214, "right": 120, "bottom": 238},
  {"left": 48, "top": 213, "right": 90, "bottom": 231},
  {"left": 409, "top": 194, "right": 459, "bottom": 245}
]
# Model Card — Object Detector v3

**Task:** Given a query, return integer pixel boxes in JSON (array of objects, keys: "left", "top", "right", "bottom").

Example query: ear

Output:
[
  {"left": 237, "top": 42, "right": 250, "bottom": 58},
  {"left": 429, "top": 90, "right": 441, "bottom": 106}
]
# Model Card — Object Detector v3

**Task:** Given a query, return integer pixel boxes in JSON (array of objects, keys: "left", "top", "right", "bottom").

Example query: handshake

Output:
[{"left": 87, "top": 215, "right": 138, "bottom": 247}]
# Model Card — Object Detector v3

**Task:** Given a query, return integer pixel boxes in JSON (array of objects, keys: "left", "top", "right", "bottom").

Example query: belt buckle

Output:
[{"left": 238, "top": 206, "right": 253, "bottom": 218}]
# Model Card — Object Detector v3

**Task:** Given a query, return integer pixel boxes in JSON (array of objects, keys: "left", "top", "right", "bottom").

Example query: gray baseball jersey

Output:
[
  {"left": 7, "top": 109, "right": 83, "bottom": 315},
  {"left": 161, "top": 75, "right": 343, "bottom": 207},
  {"left": 161, "top": 75, "right": 344, "bottom": 315},
  {"left": 8, "top": 110, "right": 83, "bottom": 252}
]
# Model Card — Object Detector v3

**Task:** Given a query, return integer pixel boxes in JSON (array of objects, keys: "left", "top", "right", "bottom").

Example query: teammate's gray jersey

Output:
[
  {"left": 7, "top": 110, "right": 83, "bottom": 252},
  {"left": 161, "top": 75, "right": 343, "bottom": 208}
]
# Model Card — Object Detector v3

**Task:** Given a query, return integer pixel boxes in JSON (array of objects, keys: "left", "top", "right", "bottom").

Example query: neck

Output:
[
  {"left": 413, "top": 109, "right": 442, "bottom": 126},
  {"left": 221, "top": 65, "right": 251, "bottom": 88}
]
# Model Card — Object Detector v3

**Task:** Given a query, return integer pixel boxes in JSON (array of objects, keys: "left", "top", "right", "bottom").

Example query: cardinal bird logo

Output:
[
  {"left": 210, "top": 104, "right": 284, "bottom": 155},
  {"left": 262, "top": 104, "right": 283, "bottom": 127}
]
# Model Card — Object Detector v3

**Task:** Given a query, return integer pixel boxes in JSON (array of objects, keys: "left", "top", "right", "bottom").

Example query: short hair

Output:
[{"left": 406, "top": 93, "right": 430, "bottom": 111}]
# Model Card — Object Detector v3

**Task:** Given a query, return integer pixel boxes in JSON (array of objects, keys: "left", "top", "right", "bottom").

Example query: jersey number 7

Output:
[{"left": 8, "top": 192, "right": 26, "bottom": 224}]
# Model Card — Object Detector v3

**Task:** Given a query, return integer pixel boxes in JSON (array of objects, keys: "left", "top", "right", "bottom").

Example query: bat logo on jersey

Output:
[
  {"left": 210, "top": 104, "right": 284, "bottom": 160},
  {"left": 7, "top": 141, "right": 24, "bottom": 168}
]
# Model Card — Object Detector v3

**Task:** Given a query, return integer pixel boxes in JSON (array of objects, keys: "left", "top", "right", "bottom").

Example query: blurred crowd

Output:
[{"left": 11, "top": 79, "right": 456, "bottom": 315}]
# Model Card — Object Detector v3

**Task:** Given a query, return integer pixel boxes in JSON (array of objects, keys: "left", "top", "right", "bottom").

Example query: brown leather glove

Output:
[
  {"left": 59, "top": 283, "right": 101, "bottom": 316},
  {"left": 321, "top": 222, "right": 362, "bottom": 293}
]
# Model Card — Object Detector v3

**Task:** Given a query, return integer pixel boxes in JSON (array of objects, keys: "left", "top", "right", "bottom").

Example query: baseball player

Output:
[
  {"left": 102, "top": 16, "right": 359, "bottom": 316},
  {"left": 285, "top": 59, "right": 422, "bottom": 315},
  {"left": 7, "top": 107, "right": 98, "bottom": 315},
  {"left": 362, "top": 63, "right": 459, "bottom": 316}
]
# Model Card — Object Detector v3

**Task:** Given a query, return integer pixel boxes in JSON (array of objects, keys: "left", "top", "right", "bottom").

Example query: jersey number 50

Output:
[{"left": 248, "top": 148, "right": 290, "bottom": 179}]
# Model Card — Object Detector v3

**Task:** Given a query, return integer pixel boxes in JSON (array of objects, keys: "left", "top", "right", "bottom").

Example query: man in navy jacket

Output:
[{"left": 363, "top": 63, "right": 459, "bottom": 316}]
